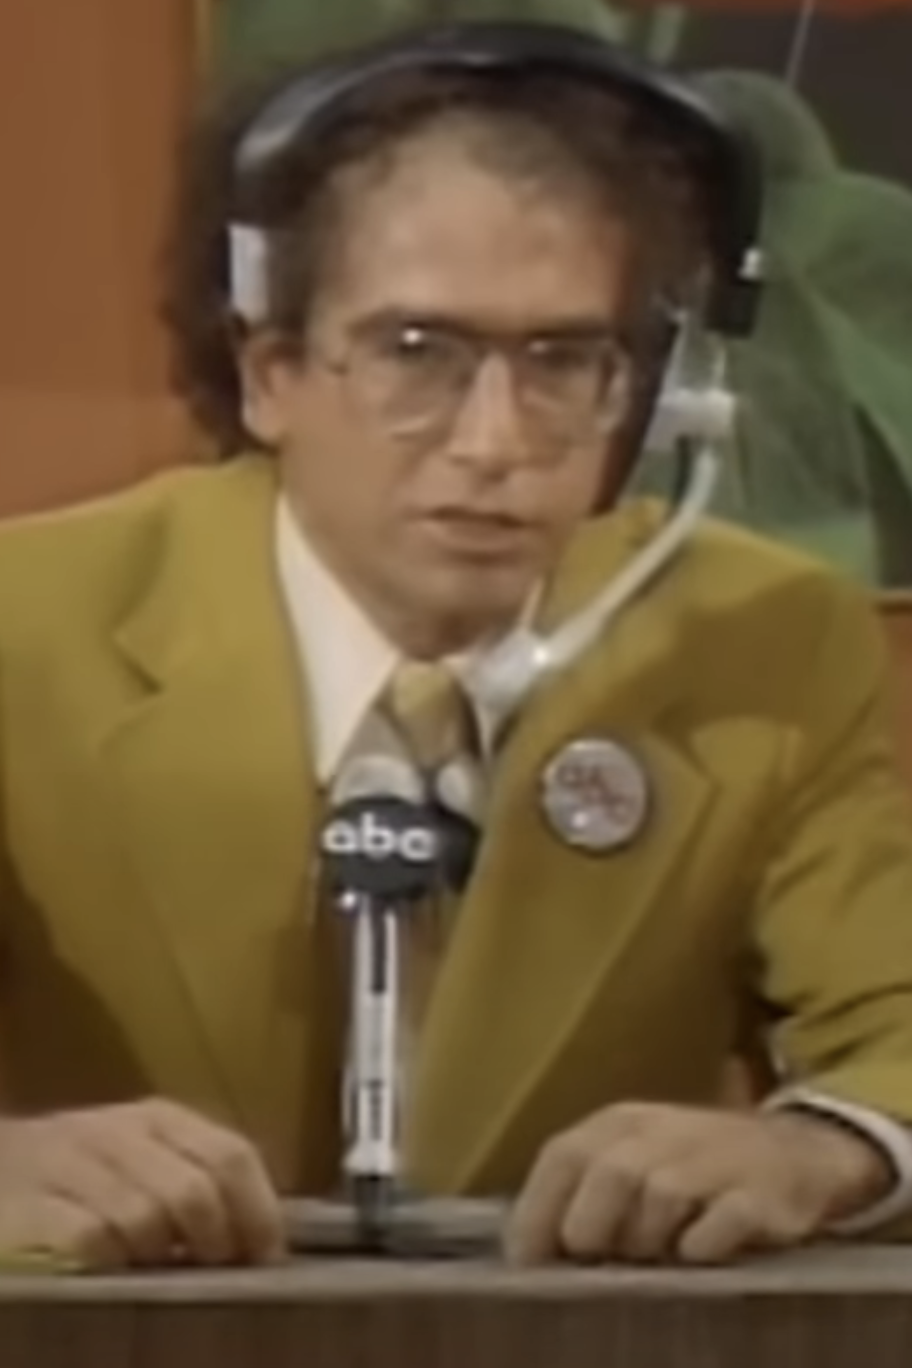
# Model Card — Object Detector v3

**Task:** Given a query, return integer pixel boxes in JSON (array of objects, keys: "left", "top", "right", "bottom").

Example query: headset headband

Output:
[{"left": 231, "top": 21, "right": 764, "bottom": 337}]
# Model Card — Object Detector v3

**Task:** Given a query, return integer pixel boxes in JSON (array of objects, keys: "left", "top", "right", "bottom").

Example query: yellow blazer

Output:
[{"left": 1, "top": 456, "right": 911, "bottom": 1196}]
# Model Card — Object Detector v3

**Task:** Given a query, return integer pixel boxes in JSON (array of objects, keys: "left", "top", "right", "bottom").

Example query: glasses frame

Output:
[{"left": 309, "top": 311, "right": 638, "bottom": 452}]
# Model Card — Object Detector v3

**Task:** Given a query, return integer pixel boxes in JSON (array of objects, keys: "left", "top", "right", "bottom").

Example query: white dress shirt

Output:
[
  {"left": 274, "top": 493, "right": 912, "bottom": 1232},
  {"left": 275, "top": 496, "right": 503, "bottom": 780}
]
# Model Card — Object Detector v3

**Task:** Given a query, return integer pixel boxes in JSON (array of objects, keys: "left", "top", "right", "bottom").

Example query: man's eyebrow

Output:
[{"left": 350, "top": 307, "right": 627, "bottom": 337}]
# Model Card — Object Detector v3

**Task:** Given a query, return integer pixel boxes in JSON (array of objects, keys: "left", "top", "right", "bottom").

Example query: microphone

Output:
[
  {"left": 320, "top": 748, "right": 441, "bottom": 1245},
  {"left": 322, "top": 750, "right": 441, "bottom": 902}
]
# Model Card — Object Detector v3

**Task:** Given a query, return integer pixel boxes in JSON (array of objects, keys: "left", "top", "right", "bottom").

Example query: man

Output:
[{"left": 0, "top": 21, "right": 911, "bottom": 1273}]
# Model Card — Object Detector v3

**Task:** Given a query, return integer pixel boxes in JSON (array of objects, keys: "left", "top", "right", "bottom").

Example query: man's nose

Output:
[{"left": 444, "top": 353, "right": 531, "bottom": 474}]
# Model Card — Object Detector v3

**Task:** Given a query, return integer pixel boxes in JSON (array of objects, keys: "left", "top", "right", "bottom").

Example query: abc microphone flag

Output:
[{"left": 320, "top": 751, "right": 443, "bottom": 904}]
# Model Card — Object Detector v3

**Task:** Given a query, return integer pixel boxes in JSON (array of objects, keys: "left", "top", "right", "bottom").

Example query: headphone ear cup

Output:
[{"left": 593, "top": 315, "right": 680, "bottom": 514}]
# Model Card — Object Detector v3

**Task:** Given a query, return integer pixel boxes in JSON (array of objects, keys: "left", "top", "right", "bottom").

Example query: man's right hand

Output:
[{"left": 0, "top": 1098, "right": 286, "bottom": 1271}]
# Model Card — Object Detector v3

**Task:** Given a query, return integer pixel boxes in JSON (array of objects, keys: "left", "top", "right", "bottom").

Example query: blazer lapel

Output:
[
  {"left": 406, "top": 503, "right": 718, "bottom": 1191},
  {"left": 95, "top": 461, "right": 321, "bottom": 1178}
]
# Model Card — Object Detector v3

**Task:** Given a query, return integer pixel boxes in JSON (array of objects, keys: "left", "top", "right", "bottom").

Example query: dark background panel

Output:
[{"left": 678, "top": 9, "right": 912, "bottom": 186}]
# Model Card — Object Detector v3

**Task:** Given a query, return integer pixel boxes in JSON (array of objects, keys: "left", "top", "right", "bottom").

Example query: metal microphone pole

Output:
[
  {"left": 320, "top": 748, "right": 442, "bottom": 1248},
  {"left": 344, "top": 892, "right": 400, "bottom": 1246}
]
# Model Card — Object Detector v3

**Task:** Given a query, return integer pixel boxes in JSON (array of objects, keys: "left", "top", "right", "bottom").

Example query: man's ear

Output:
[{"left": 235, "top": 327, "right": 303, "bottom": 447}]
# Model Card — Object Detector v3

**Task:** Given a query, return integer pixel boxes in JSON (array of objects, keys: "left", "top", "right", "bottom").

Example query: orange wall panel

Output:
[{"left": 0, "top": 0, "right": 202, "bottom": 514}]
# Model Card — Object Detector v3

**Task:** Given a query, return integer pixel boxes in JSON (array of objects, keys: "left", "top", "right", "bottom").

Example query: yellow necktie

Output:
[{"left": 382, "top": 660, "right": 481, "bottom": 775}]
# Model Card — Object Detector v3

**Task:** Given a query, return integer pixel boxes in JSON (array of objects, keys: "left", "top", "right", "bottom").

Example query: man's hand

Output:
[
  {"left": 505, "top": 1102, "right": 893, "bottom": 1266},
  {"left": 0, "top": 1098, "right": 285, "bottom": 1271}
]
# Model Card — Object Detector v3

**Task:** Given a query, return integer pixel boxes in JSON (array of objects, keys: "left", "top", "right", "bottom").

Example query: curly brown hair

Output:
[{"left": 160, "top": 51, "right": 710, "bottom": 457}]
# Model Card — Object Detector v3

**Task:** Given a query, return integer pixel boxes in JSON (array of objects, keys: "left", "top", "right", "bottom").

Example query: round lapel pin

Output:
[{"left": 540, "top": 738, "right": 650, "bottom": 852}]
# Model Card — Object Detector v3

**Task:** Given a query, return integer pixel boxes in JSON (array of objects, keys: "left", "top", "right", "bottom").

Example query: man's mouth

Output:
[{"left": 415, "top": 507, "right": 538, "bottom": 556}]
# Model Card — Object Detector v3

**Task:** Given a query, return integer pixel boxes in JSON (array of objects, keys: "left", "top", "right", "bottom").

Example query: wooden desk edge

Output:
[{"left": 1, "top": 1245, "right": 912, "bottom": 1304}]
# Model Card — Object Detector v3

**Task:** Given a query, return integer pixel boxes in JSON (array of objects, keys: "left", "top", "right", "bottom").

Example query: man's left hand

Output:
[{"left": 505, "top": 1102, "right": 893, "bottom": 1266}]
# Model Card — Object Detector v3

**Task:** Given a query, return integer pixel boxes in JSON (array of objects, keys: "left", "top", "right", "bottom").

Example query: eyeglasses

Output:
[{"left": 312, "top": 313, "right": 634, "bottom": 451}]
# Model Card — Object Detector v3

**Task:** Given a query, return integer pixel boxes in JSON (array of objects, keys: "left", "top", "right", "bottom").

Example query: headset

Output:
[{"left": 226, "top": 21, "right": 766, "bottom": 726}]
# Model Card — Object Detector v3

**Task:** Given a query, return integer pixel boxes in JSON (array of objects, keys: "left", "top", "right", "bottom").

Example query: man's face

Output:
[{"left": 241, "top": 129, "right": 639, "bottom": 648}]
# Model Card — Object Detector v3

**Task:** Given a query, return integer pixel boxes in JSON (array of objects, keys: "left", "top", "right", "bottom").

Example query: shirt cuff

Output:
[{"left": 763, "top": 1087, "right": 912, "bottom": 1235}]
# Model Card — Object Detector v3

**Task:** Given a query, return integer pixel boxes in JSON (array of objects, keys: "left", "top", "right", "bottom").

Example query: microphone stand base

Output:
[{"left": 283, "top": 1195, "right": 507, "bottom": 1261}]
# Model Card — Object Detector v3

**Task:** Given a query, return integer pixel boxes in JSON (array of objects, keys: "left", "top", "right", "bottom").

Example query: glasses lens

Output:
[
  {"left": 517, "top": 334, "right": 630, "bottom": 440},
  {"left": 348, "top": 320, "right": 475, "bottom": 436}
]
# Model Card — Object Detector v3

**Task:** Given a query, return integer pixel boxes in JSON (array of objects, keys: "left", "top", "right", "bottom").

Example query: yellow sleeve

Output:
[{"left": 752, "top": 577, "right": 912, "bottom": 1123}]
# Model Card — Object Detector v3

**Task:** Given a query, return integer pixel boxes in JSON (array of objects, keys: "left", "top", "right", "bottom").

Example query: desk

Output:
[{"left": 1, "top": 1245, "right": 911, "bottom": 1368}]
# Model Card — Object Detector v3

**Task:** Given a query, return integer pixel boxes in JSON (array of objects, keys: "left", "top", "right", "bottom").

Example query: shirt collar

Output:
[
  {"left": 275, "top": 495, "right": 531, "bottom": 780},
  {"left": 276, "top": 497, "right": 398, "bottom": 781}
]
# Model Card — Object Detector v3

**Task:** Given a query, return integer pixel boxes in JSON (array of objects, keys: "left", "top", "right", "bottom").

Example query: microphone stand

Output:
[
  {"left": 321, "top": 747, "right": 446, "bottom": 1251},
  {"left": 344, "top": 892, "right": 401, "bottom": 1249}
]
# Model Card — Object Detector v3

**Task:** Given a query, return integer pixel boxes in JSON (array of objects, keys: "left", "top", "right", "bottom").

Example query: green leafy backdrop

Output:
[{"left": 209, "top": 0, "right": 912, "bottom": 587}]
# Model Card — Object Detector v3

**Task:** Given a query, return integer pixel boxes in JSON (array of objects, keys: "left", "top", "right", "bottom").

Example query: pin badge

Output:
[{"left": 541, "top": 738, "right": 650, "bottom": 852}]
